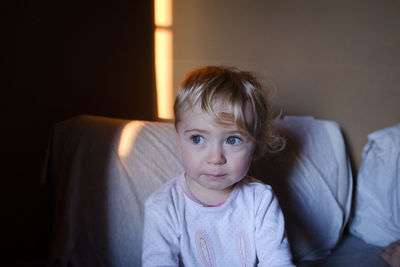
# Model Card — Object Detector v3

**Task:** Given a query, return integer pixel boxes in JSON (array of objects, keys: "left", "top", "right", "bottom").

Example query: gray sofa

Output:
[{"left": 44, "top": 115, "right": 398, "bottom": 266}]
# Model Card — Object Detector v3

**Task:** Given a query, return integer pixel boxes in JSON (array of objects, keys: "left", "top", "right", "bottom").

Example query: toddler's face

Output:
[{"left": 176, "top": 102, "right": 255, "bottom": 199}]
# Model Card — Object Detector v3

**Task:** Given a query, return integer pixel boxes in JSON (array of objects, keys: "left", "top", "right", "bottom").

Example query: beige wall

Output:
[{"left": 172, "top": 0, "right": 400, "bottom": 170}]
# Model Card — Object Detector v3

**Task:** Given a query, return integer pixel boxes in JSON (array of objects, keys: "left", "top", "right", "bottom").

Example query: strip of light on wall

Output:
[{"left": 155, "top": 0, "right": 173, "bottom": 119}]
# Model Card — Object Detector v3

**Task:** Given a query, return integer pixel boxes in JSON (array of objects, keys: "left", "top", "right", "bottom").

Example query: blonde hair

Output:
[{"left": 174, "top": 66, "right": 284, "bottom": 158}]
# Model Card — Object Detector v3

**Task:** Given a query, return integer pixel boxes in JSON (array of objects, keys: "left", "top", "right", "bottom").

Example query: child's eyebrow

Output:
[
  {"left": 227, "top": 131, "right": 246, "bottom": 136},
  {"left": 184, "top": 129, "right": 209, "bottom": 134},
  {"left": 184, "top": 129, "right": 246, "bottom": 136}
]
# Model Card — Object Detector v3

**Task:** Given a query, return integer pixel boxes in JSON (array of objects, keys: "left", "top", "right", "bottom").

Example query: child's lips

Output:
[{"left": 204, "top": 173, "right": 226, "bottom": 179}]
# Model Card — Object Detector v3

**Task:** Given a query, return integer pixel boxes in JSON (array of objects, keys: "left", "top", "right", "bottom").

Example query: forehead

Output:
[{"left": 177, "top": 103, "right": 239, "bottom": 132}]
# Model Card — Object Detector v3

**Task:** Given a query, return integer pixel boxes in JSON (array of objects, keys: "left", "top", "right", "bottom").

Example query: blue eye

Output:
[
  {"left": 226, "top": 136, "right": 241, "bottom": 145},
  {"left": 191, "top": 135, "right": 205, "bottom": 145}
]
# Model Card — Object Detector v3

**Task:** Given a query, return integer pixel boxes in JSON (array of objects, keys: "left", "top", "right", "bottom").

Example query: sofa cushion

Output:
[
  {"left": 250, "top": 116, "right": 353, "bottom": 261},
  {"left": 349, "top": 123, "right": 400, "bottom": 247}
]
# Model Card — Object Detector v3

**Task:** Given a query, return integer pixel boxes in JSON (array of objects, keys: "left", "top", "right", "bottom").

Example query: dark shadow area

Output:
[
  {"left": 44, "top": 115, "right": 126, "bottom": 266},
  {"left": 250, "top": 124, "right": 302, "bottom": 208},
  {"left": 1, "top": 1, "right": 155, "bottom": 265}
]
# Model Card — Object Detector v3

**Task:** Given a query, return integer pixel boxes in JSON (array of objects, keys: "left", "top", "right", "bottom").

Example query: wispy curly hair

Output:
[{"left": 174, "top": 66, "right": 285, "bottom": 158}]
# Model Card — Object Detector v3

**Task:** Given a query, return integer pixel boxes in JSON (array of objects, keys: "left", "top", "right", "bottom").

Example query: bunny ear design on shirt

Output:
[
  {"left": 195, "top": 230, "right": 216, "bottom": 267},
  {"left": 236, "top": 231, "right": 251, "bottom": 267}
]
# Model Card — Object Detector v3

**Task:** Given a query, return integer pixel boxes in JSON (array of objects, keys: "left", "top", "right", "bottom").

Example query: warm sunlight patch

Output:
[
  {"left": 155, "top": 0, "right": 172, "bottom": 27},
  {"left": 155, "top": 0, "right": 173, "bottom": 119},
  {"left": 155, "top": 28, "right": 173, "bottom": 119},
  {"left": 118, "top": 121, "right": 145, "bottom": 157}
]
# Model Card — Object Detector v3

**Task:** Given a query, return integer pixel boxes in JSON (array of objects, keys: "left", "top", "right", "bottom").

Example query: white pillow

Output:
[
  {"left": 250, "top": 116, "right": 353, "bottom": 261},
  {"left": 349, "top": 123, "right": 400, "bottom": 246}
]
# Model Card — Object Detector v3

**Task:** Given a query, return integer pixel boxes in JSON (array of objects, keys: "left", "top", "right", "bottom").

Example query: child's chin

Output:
[{"left": 204, "top": 183, "right": 235, "bottom": 192}]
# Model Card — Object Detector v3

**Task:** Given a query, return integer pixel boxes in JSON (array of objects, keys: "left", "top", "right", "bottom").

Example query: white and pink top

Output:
[{"left": 142, "top": 172, "right": 294, "bottom": 267}]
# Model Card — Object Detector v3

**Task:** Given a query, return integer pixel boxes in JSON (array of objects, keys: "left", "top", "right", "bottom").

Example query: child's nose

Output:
[{"left": 207, "top": 145, "right": 227, "bottom": 165}]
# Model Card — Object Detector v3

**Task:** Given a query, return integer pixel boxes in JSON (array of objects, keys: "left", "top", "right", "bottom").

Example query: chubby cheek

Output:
[
  {"left": 230, "top": 148, "right": 254, "bottom": 177},
  {"left": 179, "top": 147, "right": 201, "bottom": 175},
  {"left": 231, "top": 155, "right": 252, "bottom": 177}
]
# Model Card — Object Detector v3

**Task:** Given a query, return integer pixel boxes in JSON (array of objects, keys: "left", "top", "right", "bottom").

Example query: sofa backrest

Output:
[{"left": 45, "top": 114, "right": 353, "bottom": 266}]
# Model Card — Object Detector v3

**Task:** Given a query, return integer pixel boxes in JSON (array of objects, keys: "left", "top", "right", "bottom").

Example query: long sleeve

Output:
[
  {"left": 142, "top": 198, "right": 180, "bottom": 267},
  {"left": 254, "top": 189, "right": 294, "bottom": 267}
]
